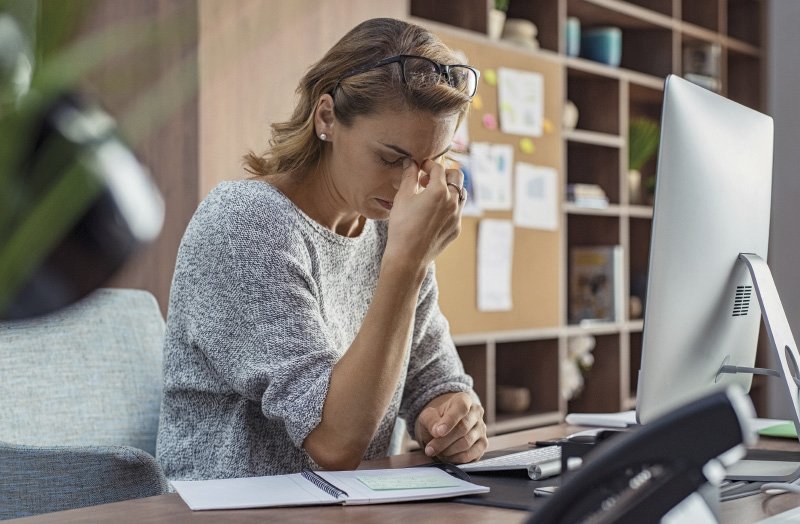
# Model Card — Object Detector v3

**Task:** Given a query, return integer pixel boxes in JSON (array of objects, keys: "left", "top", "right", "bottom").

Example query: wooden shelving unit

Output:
[{"left": 411, "top": 0, "right": 763, "bottom": 436}]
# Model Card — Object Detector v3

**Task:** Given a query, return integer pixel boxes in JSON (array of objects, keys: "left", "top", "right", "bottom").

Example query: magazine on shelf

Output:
[{"left": 569, "top": 245, "right": 624, "bottom": 324}]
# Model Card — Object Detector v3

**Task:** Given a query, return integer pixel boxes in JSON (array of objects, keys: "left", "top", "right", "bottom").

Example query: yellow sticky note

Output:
[
  {"left": 472, "top": 94, "right": 484, "bottom": 110},
  {"left": 484, "top": 69, "right": 497, "bottom": 87},
  {"left": 519, "top": 138, "right": 535, "bottom": 154}
]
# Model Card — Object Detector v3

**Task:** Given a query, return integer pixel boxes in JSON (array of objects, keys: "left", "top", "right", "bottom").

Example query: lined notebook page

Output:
[{"left": 172, "top": 473, "right": 338, "bottom": 510}]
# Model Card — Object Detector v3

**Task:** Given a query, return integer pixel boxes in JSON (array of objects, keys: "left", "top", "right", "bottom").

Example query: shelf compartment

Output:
[
  {"left": 567, "top": 214, "right": 620, "bottom": 247},
  {"left": 567, "top": 142, "right": 621, "bottom": 203},
  {"left": 455, "top": 344, "right": 489, "bottom": 410},
  {"left": 567, "top": 1, "right": 674, "bottom": 78},
  {"left": 727, "top": 0, "right": 762, "bottom": 47},
  {"left": 409, "top": 0, "right": 488, "bottom": 35},
  {"left": 568, "top": 71, "right": 620, "bottom": 135},
  {"left": 568, "top": 0, "right": 674, "bottom": 30},
  {"left": 727, "top": 50, "right": 762, "bottom": 110},
  {"left": 620, "top": 27, "right": 674, "bottom": 78},
  {"left": 567, "top": 333, "right": 622, "bottom": 413},
  {"left": 495, "top": 339, "right": 560, "bottom": 418},
  {"left": 629, "top": 82, "right": 665, "bottom": 114},
  {"left": 681, "top": 37, "right": 722, "bottom": 95},
  {"left": 681, "top": 0, "right": 719, "bottom": 32},
  {"left": 506, "top": 1, "right": 561, "bottom": 53}
]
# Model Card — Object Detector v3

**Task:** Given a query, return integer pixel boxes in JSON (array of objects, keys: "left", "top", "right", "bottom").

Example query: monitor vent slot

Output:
[{"left": 732, "top": 285, "right": 753, "bottom": 317}]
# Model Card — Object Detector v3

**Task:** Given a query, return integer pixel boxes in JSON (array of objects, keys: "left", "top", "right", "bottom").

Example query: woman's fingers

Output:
[
  {"left": 396, "top": 158, "right": 420, "bottom": 199},
  {"left": 419, "top": 159, "right": 465, "bottom": 206}
]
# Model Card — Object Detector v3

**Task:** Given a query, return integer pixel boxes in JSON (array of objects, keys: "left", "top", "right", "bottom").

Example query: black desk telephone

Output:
[{"left": 531, "top": 387, "right": 755, "bottom": 523}]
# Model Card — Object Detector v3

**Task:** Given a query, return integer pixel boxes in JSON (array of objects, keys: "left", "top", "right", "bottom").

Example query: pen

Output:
[
  {"left": 430, "top": 456, "right": 472, "bottom": 482},
  {"left": 527, "top": 458, "right": 561, "bottom": 480}
]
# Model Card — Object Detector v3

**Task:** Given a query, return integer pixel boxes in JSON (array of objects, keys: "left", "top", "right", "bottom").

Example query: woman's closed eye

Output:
[{"left": 379, "top": 156, "right": 406, "bottom": 168}]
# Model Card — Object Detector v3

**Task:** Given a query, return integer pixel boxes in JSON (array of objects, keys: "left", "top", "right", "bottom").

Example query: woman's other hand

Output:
[{"left": 415, "top": 391, "right": 488, "bottom": 464}]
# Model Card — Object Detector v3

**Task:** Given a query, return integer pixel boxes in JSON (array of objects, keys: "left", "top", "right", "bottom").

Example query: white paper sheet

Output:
[
  {"left": 172, "top": 473, "right": 332, "bottom": 510},
  {"left": 477, "top": 219, "right": 514, "bottom": 312},
  {"left": 470, "top": 142, "right": 514, "bottom": 211},
  {"left": 497, "top": 67, "right": 544, "bottom": 137},
  {"left": 513, "top": 162, "right": 558, "bottom": 230}
]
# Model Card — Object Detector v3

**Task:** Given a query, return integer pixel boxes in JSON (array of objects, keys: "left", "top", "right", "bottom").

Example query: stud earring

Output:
[{"left": 319, "top": 133, "right": 327, "bottom": 141}]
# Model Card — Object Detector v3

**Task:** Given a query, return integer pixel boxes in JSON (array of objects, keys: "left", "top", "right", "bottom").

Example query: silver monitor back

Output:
[{"left": 636, "top": 75, "right": 774, "bottom": 424}]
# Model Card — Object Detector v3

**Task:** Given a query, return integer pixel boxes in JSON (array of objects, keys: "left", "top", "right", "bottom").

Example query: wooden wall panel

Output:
[
  {"left": 74, "top": 0, "right": 200, "bottom": 316},
  {"left": 198, "top": 0, "right": 409, "bottom": 197}
]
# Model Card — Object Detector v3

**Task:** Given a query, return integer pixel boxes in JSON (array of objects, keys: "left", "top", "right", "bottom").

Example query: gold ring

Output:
[{"left": 447, "top": 182, "right": 466, "bottom": 203}]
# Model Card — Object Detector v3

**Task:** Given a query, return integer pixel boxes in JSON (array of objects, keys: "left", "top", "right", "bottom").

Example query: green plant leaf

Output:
[
  {"left": 0, "top": 156, "right": 104, "bottom": 312},
  {"left": 629, "top": 117, "right": 660, "bottom": 172},
  {"left": 0, "top": 2, "right": 196, "bottom": 312}
]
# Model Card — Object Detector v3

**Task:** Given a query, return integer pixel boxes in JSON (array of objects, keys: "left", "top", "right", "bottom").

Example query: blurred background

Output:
[{"left": 3, "top": 0, "right": 800, "bottom": 423}]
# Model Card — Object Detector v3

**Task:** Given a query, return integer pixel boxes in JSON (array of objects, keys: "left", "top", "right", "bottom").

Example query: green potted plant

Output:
[
  {"left": 0, "top": 1, "right": 194, "bottom": 318},
  {"left": 628, "top": 117, "right": 660, "bottom": 205}
]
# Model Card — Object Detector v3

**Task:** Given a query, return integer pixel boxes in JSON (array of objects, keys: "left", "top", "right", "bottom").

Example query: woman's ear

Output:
[{"left": 314, "top": 94, "right": 335, "bottom": 141}]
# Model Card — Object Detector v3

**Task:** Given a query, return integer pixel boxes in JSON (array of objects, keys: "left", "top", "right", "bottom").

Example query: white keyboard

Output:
[{"left": 459, "top": 446, "right": 562, "bottom": 480}]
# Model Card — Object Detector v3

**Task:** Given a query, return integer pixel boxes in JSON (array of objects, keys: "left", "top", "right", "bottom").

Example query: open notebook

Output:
[{"left": 172, "top": 467, "right": 489, "bottom": 510}]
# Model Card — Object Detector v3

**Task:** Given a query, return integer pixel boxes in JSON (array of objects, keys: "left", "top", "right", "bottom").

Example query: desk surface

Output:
[{"left": 9, "top": 424, "right": 800, "bottom": 523}]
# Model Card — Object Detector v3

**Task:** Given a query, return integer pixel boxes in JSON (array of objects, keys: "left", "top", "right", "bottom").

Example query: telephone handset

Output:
[{"left": 531, "top": 387, "right": 756, "bottom": 524}]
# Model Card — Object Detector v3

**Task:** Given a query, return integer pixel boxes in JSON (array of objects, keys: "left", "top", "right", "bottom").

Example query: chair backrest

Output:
[{"left": 0, "top": 288, "right": 164, "bottom": 455}]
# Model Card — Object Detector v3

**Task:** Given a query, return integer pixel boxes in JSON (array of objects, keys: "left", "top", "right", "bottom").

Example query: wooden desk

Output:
[{"left": 8, "top": 425, "right": 800, "bottom": 523}]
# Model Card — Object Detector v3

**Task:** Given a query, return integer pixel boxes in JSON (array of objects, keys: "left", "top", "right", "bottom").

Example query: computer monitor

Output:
[
  {"left": 635, "top": 75, "right": 800, "bottom": 480},
  {"left": 636, "top": 75, "right": 773, "bottom": 422}
]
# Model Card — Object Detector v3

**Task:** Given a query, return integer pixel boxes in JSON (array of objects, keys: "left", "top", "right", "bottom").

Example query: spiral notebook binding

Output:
[{"left": 301, "top": 469, "right": 349, "bottom": 500}]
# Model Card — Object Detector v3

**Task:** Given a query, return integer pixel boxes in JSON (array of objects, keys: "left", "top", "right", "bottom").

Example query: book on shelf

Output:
[
  {"left": 569, "top": 245, "right": 624, "bottom": 324},
  {"left": 171, "top": 466, "right": 489, "bottom": 510},
  {"left": 566, "top": 183, "right": 609, "bottom": 208}
]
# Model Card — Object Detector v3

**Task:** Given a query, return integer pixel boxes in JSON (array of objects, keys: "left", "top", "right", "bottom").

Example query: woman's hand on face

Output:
[
  {"left": 415, "top": 392, "right": 488, "bottom": 464},
  {"left": 384, "top": 158, "right": 466, "bottom": 270}
]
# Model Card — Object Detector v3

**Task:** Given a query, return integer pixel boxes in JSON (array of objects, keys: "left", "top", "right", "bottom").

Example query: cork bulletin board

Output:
[{"left": 432, "top": 28, "right": 564, "bottom": 335}]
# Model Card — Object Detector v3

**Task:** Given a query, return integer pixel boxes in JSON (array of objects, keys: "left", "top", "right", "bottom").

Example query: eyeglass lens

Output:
[{"left": 401, "top": 57, "right": 477, "bottom": 97}]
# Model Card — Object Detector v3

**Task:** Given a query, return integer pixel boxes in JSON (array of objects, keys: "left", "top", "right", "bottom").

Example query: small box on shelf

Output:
[{"left": 682, "top": 41, "right": 721, "bottom": 93}]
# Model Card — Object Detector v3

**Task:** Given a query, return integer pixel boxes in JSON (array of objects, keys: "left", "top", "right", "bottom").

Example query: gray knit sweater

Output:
[{"left": 156, "top": 180, "right": 473, "bottom": 480}]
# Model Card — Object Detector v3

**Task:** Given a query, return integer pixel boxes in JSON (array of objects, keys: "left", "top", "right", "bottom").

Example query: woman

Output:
[{"left": 156, "top": 17, "right": 487, "bottom": 480}]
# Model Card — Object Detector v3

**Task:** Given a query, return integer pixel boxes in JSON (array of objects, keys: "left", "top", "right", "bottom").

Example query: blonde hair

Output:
[{"left": 244, "top": 18, "right": 472, "bottom": 178}]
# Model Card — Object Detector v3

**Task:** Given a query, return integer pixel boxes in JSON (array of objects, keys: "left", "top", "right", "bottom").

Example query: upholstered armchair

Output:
[{"left": 0, "top": 289, "right": 169, "bottom": 519}]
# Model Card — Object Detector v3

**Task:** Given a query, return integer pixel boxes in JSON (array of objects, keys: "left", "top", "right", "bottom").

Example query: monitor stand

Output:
[{"left": 717, "top": 253, "right": 800, "bottom": 482}]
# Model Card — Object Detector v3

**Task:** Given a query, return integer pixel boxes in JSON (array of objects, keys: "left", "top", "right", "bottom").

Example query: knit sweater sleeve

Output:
[
  {"left": 175, "top": 190, "right": 338, "bottom": 450},
  {"left": 399, "top": 264, "right": 475, "bottom": 440}
]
